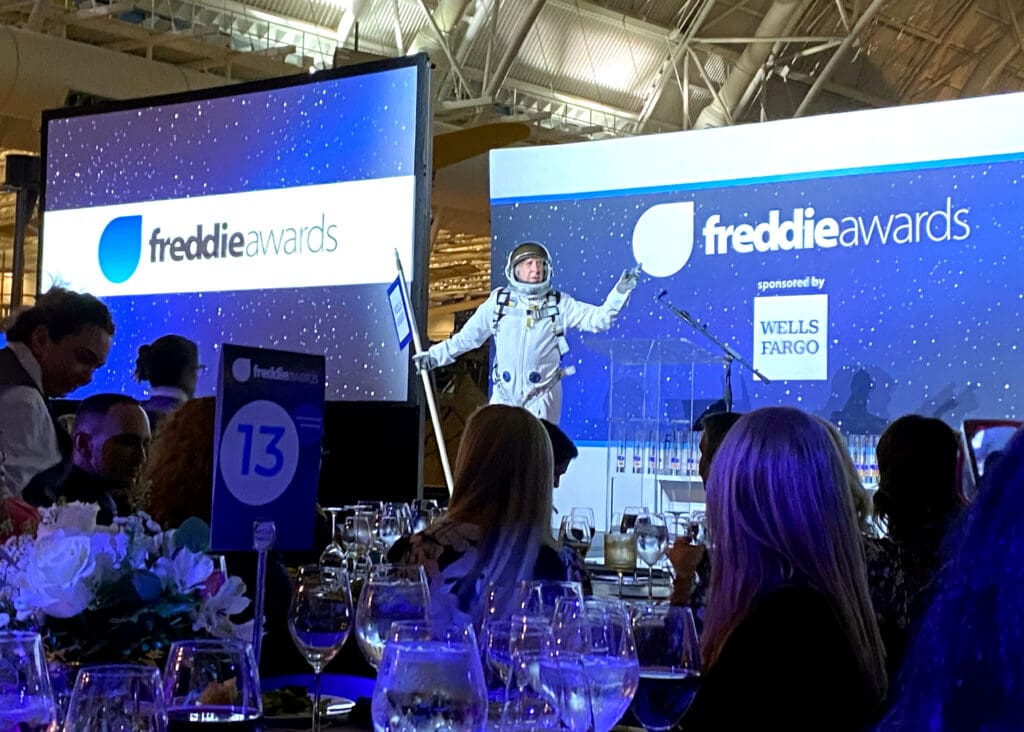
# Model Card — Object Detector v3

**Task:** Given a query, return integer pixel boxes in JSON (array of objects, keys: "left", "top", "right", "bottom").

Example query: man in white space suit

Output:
[{"left": 414, "top": 242, "right": 638, "bottom": 424}]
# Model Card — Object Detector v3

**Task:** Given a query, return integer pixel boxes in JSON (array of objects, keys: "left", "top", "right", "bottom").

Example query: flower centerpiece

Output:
[{"left": 0, "top": 501, "right": 252, "bottom": 665}]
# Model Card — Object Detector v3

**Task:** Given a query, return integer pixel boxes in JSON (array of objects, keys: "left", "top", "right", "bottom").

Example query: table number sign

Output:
[{"left": 211, "top": 343, "right": 326, "bottom": 551}]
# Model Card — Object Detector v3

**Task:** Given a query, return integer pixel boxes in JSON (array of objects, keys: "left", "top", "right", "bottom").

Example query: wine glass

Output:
[
  {"left": 355, "top": 564, "right": 431, "bottom": 669},
  {"left": 630, "top": 605, "right": 701, "bottom": 731},
  {"left": 619, "top": 506, "right": 644, "bottom": 533},
  {"left": 551, "top": 598, "right": 639, "bottom": 732},
  {"left": 410, "top": 499, "right": 439, "bottom": 532},
  {"left": 376, "top": 515, "right": 405, "bottom": 550},
  {"left": 500, "top": 615, "right": 592, "bottom": 732},
  {"left": 372, "top": 620, "right": 488, "bottom": 732},
  {"left": 512, "top": 580, "right": 584, "bottom": 621},
  {"left": 569, "top": 507, "right": 596, "bottom": 540},
  {"left": 64, "top": 665, "right": 166, "bottom": 732},
  {"left": 343, "top": 515, "right": 374, "bottom": 574},
  {"left": 634, "top": 513, "right": 670, "bottom": 600},
  {"left": 320, "top": 506, "right": 346, "bottom": 570},
  {"left": 288, "top": 565, "right": 355, "bottom": 732},
  {"left": 558, "top": 515, "right": 594, "bottom": 559},
  {"left": 0, "top": 631, "right": 58, "bottom": 731},
  {"left": 163, "top": 639, "right": 262, "bottom": 729}
]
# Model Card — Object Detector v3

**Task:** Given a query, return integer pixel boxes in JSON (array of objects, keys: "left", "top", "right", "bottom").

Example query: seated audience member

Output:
[
  {"left": 667, "top": 411, "right": 742, "bottom": 612},
  {"left": 140, "top": 396, "right": 300, "bottom": 675},
  {"left": 540, "top": 418, "right": 578, "bottom": 488},
  {"left": 868, "top": 414, "right": 961, "bottom": 677},
  {"left": 24, "top": 393, "right": 150, "bottom": 524},
  {"left": 877, "top": 427, "right": 1024, "bottom": 730},
  {"left": 135, "top": 334, "right": 201, "bottom": 429},
  {"left": 680, "top": 407, "right": 887, "bottom": 732},
  {"left": 389, "top": 404, "right": 588, "bottom": 628},
  {"left": 0, "top": 287, "right": 114, "bottom": 497}
]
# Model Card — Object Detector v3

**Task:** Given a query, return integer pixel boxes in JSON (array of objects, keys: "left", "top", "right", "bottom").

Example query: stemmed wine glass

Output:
[
  {"left": 288, "top": 565, "right": 355, "bottom": 732},
  {"left": 569, "top": 507, "right": 596, "bottom": 540},
  {"left": 0, "top": 631, "right": 58, "bottom": 731},
  {"left": 512, "top": 580, "right": 584, "bottom": 620},
  {"left": 630, "top": 604, "right": 701, "bottom": 731},
  {"left": 163, "top": 639, "right": 262, "bottom": 728},
  {"left": 320, "top": 506, "right": 346, "bottom": 570},
  {"left": 64, "top": 665, "right": 167, "bottom": 732},
  {"left": 558, "top": 515, "right": 594, "bottom": 559},
  {"left": 354, "top": 564, "right": 431, "bottom": 669},
  {"left": 551, "top": 598, "right": 638, "bottom": 732},
  {"left": 372, "top": 621, "right": 488, "bottom": 732},
  {"left": 410, "top": 499, "right": 439, "bottom": 532},
  {"left": 634, "top": 513, "right": 670, "bottom": 600}
]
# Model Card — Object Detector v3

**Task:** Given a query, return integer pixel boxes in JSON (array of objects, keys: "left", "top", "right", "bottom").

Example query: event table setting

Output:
[{"left": 0, "top": 500, "right": 706, "bottom": 731}]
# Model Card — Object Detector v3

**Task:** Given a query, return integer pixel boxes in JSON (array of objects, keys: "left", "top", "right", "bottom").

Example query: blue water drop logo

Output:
[{"left": 97, "top": 215, "right": 142, "bottom": 283}]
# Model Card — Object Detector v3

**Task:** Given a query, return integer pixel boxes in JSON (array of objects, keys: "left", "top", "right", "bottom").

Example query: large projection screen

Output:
[
  {"left": 40, "top": 55, "right": 430, "bottom": 402},
  {"left": 490, "top": 92, "right": 1024, "bottom": 443}
]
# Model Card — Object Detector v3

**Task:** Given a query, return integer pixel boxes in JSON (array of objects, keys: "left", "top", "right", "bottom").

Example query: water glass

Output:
[
  {"left": 602, "top": 532, "right": 637, "bottom": 595},
  {"left": 289, "top": 565, "right": 355, "bottom": 731},
  {"left": 499, "top": 616, "right": 592, "bottom": 732},
  {"left": 355, "top": 564, "right": 431, "bottom": 669},
  {"left": 64, "top": 665, "right": 166, "bottom": 732},
  {"left": 163, "top": 639, "right": 262, "bottom": 729},
  {"left": 634, "top": 513, "right": 670, "bottom": 600},
  {"left": 512, "top": 581, "right": 584, "bottom": 621},
  {"left": 630, "top": 605, "right": 701, "bottom": 731},
  {"left": 0, "top": 631, "right": 57, "bottom": 731},
  {"left": 372, "top": 620, "right": 488, "bottom": 732},
  {"left": 552, "top": 598, "right": 638, "bottom": 732}
]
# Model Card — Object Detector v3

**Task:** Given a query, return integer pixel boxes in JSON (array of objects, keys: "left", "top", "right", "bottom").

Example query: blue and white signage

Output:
[{"left": 211, "top": 343, "right": 325, "bottom": 551}]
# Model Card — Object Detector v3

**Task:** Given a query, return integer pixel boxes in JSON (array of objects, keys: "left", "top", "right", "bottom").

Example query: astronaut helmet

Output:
[{"left": 505, "top": 241, "right": 553, "bottom": 297}]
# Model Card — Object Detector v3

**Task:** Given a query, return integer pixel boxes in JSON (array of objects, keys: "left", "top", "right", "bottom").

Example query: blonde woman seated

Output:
[
  {"left": 388, "top": 404, "right": 588, "bottom": 628},
  {"left": 680, "top": 407, "right": 887, "bottom": 732}
]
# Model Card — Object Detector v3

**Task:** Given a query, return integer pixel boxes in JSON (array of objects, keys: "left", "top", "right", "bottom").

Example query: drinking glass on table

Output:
[
  {"left": 0, "top": 631, "right": 58, "bottom": 731},
  {"left": 64, "top": 665, "right": 166, "bottom": 732},
  {"left": 320, "top": 506, "right": 346, "bottom": 570},
  {"left": 558, "top": 515, "right": 594, "bottom": 559},
  {"left": 552, "top": 598, "right": 639, "bottom": 732},
  {"left": 355, "top": 564, "right": 431, "bottom": 669},
  {"left": 499, "top": 615, "right": 592, "bottom": 732},
  {"left": 603, "top": 527, "right": 637, "bottom": 597},
  {"left": 634, "top": 513, "right": 670, "bottom": 600},
  {"left": 288, "top": 565, "right": 355, "bottom": 732},
  {"left": 163, "top": 639, "right": 262, "bottom": 730},
  {"left": 630, "top": 605, "right": 701, "bottom": 731},
  {"left": 512, "top": 580, "right": 584, "bottom": 621},
  {"left": 569, "top": 507, "right": 596, "bottom": 539},
  {"left": 619, "top": 506, "right": 646, "bottom": 534},
  {"left": 372, "top": 621, "right": 488, "bottom": 732}
]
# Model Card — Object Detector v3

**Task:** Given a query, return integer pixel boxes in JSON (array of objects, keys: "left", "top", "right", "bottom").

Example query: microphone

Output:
[{"left": 657, "top": 289, "right": 668, "bottom": 300}]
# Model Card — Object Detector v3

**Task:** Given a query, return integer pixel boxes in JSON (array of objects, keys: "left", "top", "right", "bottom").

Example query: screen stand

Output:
[{"left": 251, "top": 520, "right": 277, "bottom": 664}]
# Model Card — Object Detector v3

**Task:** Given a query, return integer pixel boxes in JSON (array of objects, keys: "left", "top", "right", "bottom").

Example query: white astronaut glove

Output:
[
  {"left": 615, "top": 266, "right": 640, "bottom": 294},
  {"left": 412, "top": 351, "right": 438, "bottom": 373}
]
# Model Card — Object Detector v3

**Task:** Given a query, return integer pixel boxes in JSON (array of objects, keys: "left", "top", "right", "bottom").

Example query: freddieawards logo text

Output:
[
  {"left": 97, "top": 213, "right": 339, "bottom": 284},
  {"left": 631, "top": 196, "right": 971, "bottom": 278}
]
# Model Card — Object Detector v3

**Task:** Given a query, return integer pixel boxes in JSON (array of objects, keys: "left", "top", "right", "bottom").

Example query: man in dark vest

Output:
[{"left": 0, "top": 287, "right": 114, "bottom": 497}]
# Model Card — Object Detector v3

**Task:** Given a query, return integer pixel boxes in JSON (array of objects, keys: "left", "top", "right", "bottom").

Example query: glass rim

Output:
[
  {"left": 167, "top": 638, "right": 252, "bottom": 651},
  {"left": 76, "top": 664, "right": 162, "bottom": 676}
]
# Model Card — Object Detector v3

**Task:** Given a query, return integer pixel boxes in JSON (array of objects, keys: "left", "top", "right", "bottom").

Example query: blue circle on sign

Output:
[{"left": 219, "top": 400, "right": 300, "bottom": 506}]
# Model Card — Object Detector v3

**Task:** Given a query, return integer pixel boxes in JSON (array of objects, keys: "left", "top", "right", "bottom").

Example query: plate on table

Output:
[{"left": 263, "top": 687, "right": 355, "bottom": 728}]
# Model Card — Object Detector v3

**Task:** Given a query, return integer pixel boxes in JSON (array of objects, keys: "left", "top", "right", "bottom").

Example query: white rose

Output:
[{"left": 14, "top": 532, "right": 98, "bottom": 618}]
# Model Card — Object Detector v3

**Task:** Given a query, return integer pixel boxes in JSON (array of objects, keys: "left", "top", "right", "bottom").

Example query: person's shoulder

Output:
[{"left": 0, "top": 384, "right": 46, "bottom": 411}]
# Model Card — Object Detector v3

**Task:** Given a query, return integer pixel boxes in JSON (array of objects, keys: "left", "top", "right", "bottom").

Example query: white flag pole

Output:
[{"left": 395, "top": 250, "right": 455, "bottom": 496}]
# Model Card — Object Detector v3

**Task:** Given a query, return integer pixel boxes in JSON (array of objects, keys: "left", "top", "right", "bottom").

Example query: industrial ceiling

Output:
[{"left": 2, "top": 0, "right": 1023, "bottom": 324}]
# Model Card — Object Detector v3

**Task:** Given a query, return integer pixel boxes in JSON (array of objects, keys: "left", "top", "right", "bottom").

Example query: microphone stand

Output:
[{"left": 656, "top": 291, "right": 770, "bottom": 412}]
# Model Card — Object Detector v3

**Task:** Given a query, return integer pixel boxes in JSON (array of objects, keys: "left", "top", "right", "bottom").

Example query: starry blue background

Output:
[
  {"left": 492, "top": 158, "right": 1024, "bottom": 442},
  {"left": 42, "top": 64, "right": 421, "bottom": 401}
]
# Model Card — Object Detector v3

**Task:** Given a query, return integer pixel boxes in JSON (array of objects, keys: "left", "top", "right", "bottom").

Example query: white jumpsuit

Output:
[{"left": 425, "top": 285, "right": 630, "bottom": 424}]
